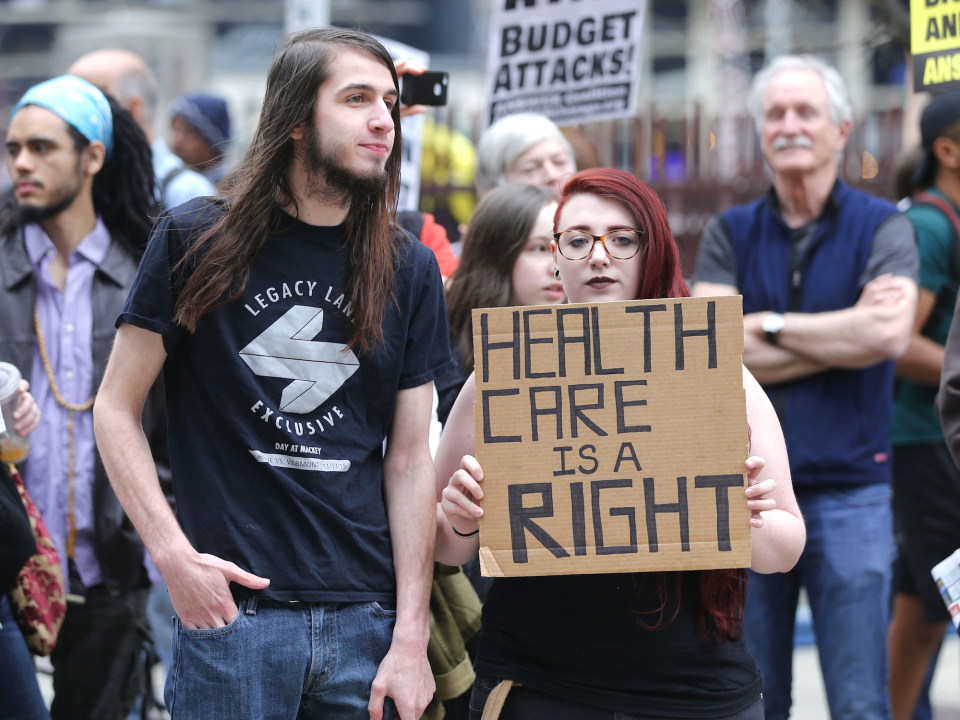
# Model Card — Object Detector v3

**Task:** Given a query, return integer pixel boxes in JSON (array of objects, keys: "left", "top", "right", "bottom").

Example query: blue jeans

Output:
[
  {"left": 164, "top": 597, "right": 396, "bottom": 719},
  {"left": 0, "top": 596, "right": 50, "bottom": 720},
  {"left": 743, "top": 483, "right": 895, "bottom": 720},
  {"left": 149, "top": 580, "right": 175, "bottom": 671}
]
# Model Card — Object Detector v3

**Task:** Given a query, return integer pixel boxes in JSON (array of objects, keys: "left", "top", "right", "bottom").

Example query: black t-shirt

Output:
[
  {"left": 119, "top": 199, "right": 456, "bottom": 602},
  {"left": 475, "top": 572, "right": 762, "bottom": 717}
]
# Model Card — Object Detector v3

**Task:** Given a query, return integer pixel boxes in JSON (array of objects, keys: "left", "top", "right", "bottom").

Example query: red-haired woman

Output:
[{"left": 435, "top": 168, "right": 806, "bottom": 720}]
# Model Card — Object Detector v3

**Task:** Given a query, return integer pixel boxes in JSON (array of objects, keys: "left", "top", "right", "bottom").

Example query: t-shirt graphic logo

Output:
[{"left": 239, "top": 305, "right": 359, "bottom": 414}]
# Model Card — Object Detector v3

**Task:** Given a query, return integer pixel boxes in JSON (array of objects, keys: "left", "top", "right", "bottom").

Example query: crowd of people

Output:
[{"left": 0, "top": 25, "right": 958, "bottom": 720}]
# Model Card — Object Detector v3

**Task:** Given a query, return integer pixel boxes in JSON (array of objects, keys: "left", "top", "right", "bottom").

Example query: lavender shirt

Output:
[{"left": 23, "top": 220, "right": 109, "bottom": 592}]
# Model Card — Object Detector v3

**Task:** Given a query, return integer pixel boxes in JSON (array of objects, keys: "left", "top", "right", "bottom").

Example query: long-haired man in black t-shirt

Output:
[{"left": 93, "top": 28, "right": 455, "bottom": 719}]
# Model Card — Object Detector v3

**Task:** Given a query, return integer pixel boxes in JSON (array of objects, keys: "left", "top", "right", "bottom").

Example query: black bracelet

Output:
[{"left": 451, "top": 524, "right": 480, "bottom": 539}]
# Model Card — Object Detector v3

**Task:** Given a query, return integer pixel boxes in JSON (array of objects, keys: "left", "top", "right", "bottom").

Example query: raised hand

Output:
[{"left": 394, "top": 58, "right": 428, "bottom": 118}]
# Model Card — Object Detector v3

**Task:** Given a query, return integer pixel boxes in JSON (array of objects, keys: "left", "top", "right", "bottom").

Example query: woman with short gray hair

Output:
[{"left": 476, "top": 113, "right": 576, "bottom": 198}]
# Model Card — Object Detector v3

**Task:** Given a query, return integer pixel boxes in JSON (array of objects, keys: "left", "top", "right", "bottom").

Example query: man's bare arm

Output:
[
  {"left": 775, "top": 275, "right": 918, "bottom": 367},
  {"left": 369, "top": 382, "right": 437, "bottom": 720},
  {"left": 94, "top": 325, "right": 186, "bottom": 564},
  {"left": 895, "top": 288, "right": 944, "bottom": 386},
  {"left": 693, "top": 281, "right": 828, "bottom": 385},
  {"left": 93, "top": 324, "right": 268, "bottom": 629},
  {"left": 742, "top": 314, "right": 830, "bottom": 385},
  {"left": 383, "top": 382, "right": 436, "bottom": 642}
]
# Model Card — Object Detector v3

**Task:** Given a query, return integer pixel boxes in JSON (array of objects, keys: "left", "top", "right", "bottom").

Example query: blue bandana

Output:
[{"left": 12, "top": 75, "right": 113, "bottom": 160}]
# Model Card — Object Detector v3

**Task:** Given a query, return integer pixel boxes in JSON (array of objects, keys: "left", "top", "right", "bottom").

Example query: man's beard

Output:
[
  {"left": 300, "top": 123, "right": 388, "bottom": 209},
  {"left": 15, "top": 168, "right": 84, "bottom": 225}
]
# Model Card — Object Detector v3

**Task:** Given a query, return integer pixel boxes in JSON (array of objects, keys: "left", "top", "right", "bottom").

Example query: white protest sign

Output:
[
  {"left": 932, "top": 548, "right": 960, "bottom": 629},
  {"left": 483, "top": 0, "right": 647, "bottom": 128},
  {"left": 376, "top": 36, "right": 429, "bottom": 212}
]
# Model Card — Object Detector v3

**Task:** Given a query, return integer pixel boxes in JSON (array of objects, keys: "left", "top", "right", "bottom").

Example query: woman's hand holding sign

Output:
[
  {"left": 745, "top": 456, "right": 777, "bottom": 528},
  {"left": 441, "top": 454, "right": 484, "bottom": 534},
  {"left": 434, "top": 367, "right": 805, "bottom": 572},
  {"left": 435, "top": 454, "right": 487, "bottom": 566},
  {"left": 443, "top": 454, "right": 778, "bottom": 532}
]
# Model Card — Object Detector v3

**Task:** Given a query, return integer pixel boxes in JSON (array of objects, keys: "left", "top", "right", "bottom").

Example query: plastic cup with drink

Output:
[{"left": 0, "top": 362, "right": 31, "bottom": 464}]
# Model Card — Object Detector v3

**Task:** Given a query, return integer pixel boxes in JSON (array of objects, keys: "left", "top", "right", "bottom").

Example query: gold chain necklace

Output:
[{"left": 34, "top": 306, "right": 95, "bottom": 559}]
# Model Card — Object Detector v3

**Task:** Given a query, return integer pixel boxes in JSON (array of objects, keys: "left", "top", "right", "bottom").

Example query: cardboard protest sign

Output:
[
  {"left": 472, "top": 296, "right": 751, "bottom": 578},
  {"left": 483, "top": 0, "right": 647, "bottom": 128},
  {"left": 912, "top": 0, "right": 960, "bottom": 94}
]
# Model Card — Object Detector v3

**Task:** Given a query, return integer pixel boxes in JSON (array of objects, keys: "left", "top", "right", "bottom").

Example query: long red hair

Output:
[{"left": 556, "top": 168, "right": 747, "bottom": 644}]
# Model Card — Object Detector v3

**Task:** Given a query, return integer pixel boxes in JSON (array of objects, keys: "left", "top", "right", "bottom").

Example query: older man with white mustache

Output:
[{"left": 693, "top": 56, "right": 919, "bottom": 720}]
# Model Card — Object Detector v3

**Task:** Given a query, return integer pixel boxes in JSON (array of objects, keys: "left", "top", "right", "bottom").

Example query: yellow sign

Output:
[{"left": 912, "top": 0, "right": 960, "bottom": 93}]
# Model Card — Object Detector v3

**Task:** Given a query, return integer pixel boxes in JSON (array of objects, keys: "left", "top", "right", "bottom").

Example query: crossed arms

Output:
[{"left": 693, "top": 274, "right": 918, "bottom": 386}]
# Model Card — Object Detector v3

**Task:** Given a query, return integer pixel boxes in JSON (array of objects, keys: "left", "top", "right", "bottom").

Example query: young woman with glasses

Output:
[{"left": 434, "top": 168, "right": 806, "bottom": 720}]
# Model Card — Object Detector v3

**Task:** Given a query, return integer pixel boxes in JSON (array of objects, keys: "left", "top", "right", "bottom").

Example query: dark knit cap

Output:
[
  {"left": 171, "top": 93, "right": 231, "bottom": 154},
  {"left": 914, "top": 91, "right": 960, "bottom": 188}
]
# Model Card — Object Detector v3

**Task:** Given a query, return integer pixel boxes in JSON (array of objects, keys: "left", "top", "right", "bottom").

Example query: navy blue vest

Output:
[{"left": 721, "top": 181, "right": 898, "bottom": 487}]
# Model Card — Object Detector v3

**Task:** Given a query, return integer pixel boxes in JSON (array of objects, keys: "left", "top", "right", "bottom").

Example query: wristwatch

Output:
[{"left": 762, "top": 313, "right": 786, "bottom": 345}]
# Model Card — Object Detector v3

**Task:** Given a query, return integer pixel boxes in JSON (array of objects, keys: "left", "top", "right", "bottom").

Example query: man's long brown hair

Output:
[{"left": 173, "top": 28, "right": 403, "bottom": 353}]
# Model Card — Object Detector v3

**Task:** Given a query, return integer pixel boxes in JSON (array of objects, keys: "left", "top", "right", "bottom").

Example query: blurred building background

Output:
[
  {"left": 0, "top": 0, "right": 915, "bottom": 267},
  {"left": 4, "top": 2, "right": 959, "bottom": 716},
  {"left": 0, "top": 0, "right": 488, "bottom": 162}
]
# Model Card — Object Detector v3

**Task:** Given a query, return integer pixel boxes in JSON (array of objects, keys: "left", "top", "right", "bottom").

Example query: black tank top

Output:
[{"left": 474, "top": 571, "right": 762, "bottom": 718}]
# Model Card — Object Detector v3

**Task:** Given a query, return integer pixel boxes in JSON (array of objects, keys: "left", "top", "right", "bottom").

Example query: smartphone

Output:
[{"left": 401, "top": 71, "right": 449, "bottom": 107}]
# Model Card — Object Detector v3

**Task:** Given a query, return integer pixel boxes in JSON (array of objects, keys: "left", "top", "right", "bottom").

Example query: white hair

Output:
[
  {"left": 114, "top": 66, "right": 159, "bottom": 124},
  {"left": 476, "top": 113, "right": 576, "bottom": 193},
  {"left": 747, "top": 55, "right": 852, "bottom": 129}
]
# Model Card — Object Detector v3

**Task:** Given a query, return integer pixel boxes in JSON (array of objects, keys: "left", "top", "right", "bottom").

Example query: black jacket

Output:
[
  {"left": 941, "top": 291, "right": 960, "bottom": 467},
  {"left": 0, "top": 462, "right": 35, "bottom": 593},
  {"left": 0, "top": 218, "right": 170, "bottom": 594}
]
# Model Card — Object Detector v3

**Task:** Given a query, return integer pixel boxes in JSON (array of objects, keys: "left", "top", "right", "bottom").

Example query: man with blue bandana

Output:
[
  {"left": 68, "top": 49, "right": 217, "bottom": 210},
  {"left": 0, "top": 75, "right": 163, "bottom": 719}
]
